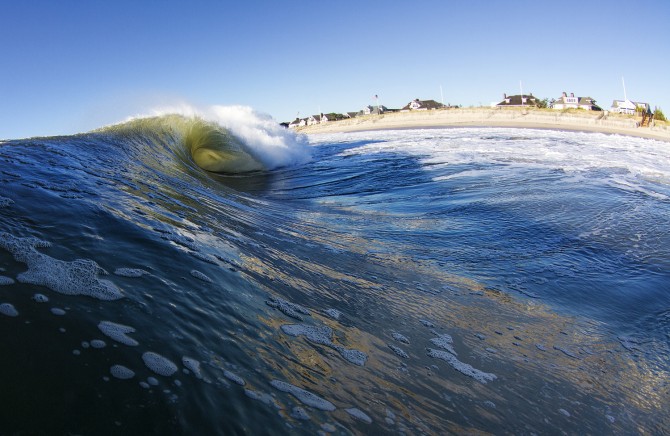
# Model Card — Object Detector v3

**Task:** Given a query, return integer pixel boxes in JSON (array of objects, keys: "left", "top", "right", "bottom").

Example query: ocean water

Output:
[{"left": 1, "top": 107, "right": 669, "bottom": 435}]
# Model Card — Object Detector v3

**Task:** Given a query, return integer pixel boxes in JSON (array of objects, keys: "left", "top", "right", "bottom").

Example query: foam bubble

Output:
[
  {"left": 0, "top": 303, "right": 19, "bottom": 317},
  {"left": 190, "top": 270, "right": 212, "bottom": 283},
  {"left": 388, "top": 344, "right": 409, "bottom": 359},
  {"left": 281, "top": 324, "right": 333, "bottom": 345},
  {"left": 0, "top": 233, "right": 123, "bottom": 301},
  {"left": 190, "top": 251, "right": 219, "bottom": 265},
  {"left": 110, "top": 365, "right": 135, "bottom": 380},
  {"left": 430, "top": 333, "right": 457, "bottom": 355},
  {"left": 114, "top": 268, "right": 149, "bottom": 278},
  {"left": 267, "top": 297, "right": 310, "bottom": 320},
  {"left": 0, "top": 276, "right": 14, "bottom": 285},
  {"left": 427, "top": 348, "right": 497, "bottom": 383},
  {"left": 334, "top": 347, "right": 368, "bottom": 366},
  {"left": 50, "top": 307, "right": 66, "bottom": 316},
  {"left": 32, "top": 293, "right": 49, "bottom": 303},
  {"left": 420, "top": 319, "right": 435, "bottom": 328},
  {"left": 223, "top": 370, "right": 245, "bottom": 386},
  {"left": 98, "top": 321, "right": 139, "bottom": 346},
  {"left": 182, "top": 357, "right": 202, "bottom": 379},
  {"left": 281, "top": 323, "right": 368, "bottom": 366},
  {"left": 324, "top": 308, "right": 342, "bottom": 320},
  {"left": 142, "top": 351, "right": 178, "bottom": 376},
  {"left": 346, "top": 407, "right": 372, "bottom": 424},
  {"left": 391, "top": 332, "right": 410, "bottom": 344},
  {"left": 90, "top": 339, "right": 106, "bottom": 349},
  {"left": 270, "top": 380, "right": 335, "bottom": 411},
  {"left": 0, "top": 196, "right": 14, "bottom": 208}
]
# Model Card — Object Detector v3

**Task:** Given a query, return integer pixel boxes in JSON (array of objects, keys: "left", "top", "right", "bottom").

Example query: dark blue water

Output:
[{"left": 0, "top": 117, "right": 668, "bottom": 434}]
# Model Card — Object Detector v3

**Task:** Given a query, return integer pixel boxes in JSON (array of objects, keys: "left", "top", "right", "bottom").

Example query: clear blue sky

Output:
[{"left": 1, "top": 0, "right": 669, "bottom": 139}]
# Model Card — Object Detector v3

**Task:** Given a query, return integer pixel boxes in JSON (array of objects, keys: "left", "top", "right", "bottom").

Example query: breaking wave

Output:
[{"left": 98, "top": 105, "right": 311, "bottom": 173}]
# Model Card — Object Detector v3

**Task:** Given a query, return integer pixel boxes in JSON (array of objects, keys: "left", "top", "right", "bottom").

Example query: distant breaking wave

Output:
[{"left": 97, "top": 105, "right": 311, "bottom": 173}]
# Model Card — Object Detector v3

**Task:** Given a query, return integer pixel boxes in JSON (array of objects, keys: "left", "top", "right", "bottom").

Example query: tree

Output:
[
  {"left": 654, "top": 107, "right": 666, "bottom": 122},
  {"left": 536, "top": 98, "right": 549, "bottom": 109}
]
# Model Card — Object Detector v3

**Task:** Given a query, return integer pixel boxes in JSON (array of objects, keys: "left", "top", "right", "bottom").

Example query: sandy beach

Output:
[{"left": 297, "top": 108, "right": 670, "bottom": 142}]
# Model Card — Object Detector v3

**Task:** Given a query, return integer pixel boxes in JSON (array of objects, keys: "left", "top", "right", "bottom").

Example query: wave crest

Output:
[{"left": 107, "top": 105, "right": 311, "bottom": 174}]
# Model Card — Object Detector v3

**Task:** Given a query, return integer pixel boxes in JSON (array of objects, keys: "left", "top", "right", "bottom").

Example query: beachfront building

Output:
[
  {"left": 306, "top": 114, "right": 330, "bottom": 125},
  {"left": 401, "top": 99, "right": 445, "bottom": 111},
  {"left": 360, "top": 105, "right": 389, "bottom": 116},
  {"left": 552, "top": 92, "right": 601, "bottom": 110},
  {"left": 495, "top": 93, "right": 538, "bottom": 107},
  {"left": 611, "top": 99, "right": 650, "bottom": 115},
  {"left": 288, "top": 118, "right": 306, "bottom": 129}
]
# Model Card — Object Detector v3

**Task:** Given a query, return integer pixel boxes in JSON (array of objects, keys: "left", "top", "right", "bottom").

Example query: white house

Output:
[
  {"left": 611, "top": 99, "right": 650, "bottom": 115},
  {"left": 553, "top": 92, "right": 601, "bottom": 110},
  {"left": 306, "top": 114, "right": 329, "bottom": 126},
  {"left": 288, "top": 118, "right": 306, "bottom": 129}
]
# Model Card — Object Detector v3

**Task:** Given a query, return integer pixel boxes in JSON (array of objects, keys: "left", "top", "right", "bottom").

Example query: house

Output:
[
  {"left": 496, "top": 93, "right": 538, "bottom": 107},
  {"left": 401, "top": 99, "right": 445, "bottom": 111},
  {"left": 288, "top": 118, "right": 306, "bottom": 129},
  {"left": 306, "top": 114, "right": 332, "bottom": 125},
  {"left": 552, "top": 92, "right": 601, "bottom": 110},
  {"left": 611, "top": 99, "right": 650, "bottom": 115},
  {"left": 360, "top": 105, "right": 389, "bottom": 116}
]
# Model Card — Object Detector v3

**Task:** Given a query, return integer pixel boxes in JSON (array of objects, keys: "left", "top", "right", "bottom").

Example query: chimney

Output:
[
  {"left": 503, "top": 93, "right": 507, "bottom": 99},
  {"left": 570, "top": 92, "right": 574, "bottom": 97},
  {"left": 563, "top": 92, "right": 567, "bottom": 97}
]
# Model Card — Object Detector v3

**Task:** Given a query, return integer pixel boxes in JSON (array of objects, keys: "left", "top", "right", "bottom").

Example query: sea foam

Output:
[
  {"left": 0, "top": 303, "right": 19, "bottom": 317},
  {"left": 142, "top": 351, "right": 178, "bottom": 376},
  {"left": 110, "top": 365, "right": 135, "bottom": 380},
  {"left": 270, "top": 380, "right": 335, "bottom": 411},
  {"left": 98, "top": 321, "right": 139, "bottom": 346},
  {"left": 0, "top": 233, "right": 123, "bottom": 301}
]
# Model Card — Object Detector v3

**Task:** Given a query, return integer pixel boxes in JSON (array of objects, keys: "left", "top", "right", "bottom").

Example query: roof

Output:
[
  {"left": 401, "top": 99, "right": 445, "bottom": 110},
  {"left": 496, "top": 94, "right": 538, "bottom": 107}
]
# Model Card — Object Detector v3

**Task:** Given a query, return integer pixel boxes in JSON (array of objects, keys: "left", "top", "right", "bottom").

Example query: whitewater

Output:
[{"left": 0, "top": 106, "right": 668, "bottom": 434}]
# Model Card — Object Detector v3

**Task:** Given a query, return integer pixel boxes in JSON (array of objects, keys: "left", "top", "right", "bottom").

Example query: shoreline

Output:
[{"left": 296, "top": 108, "right": 670, "bottom": 142}]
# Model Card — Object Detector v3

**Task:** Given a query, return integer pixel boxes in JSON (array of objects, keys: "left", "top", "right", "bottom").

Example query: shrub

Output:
[{"left": 654, "top": 107, "right": 666, "bottom": 122}]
